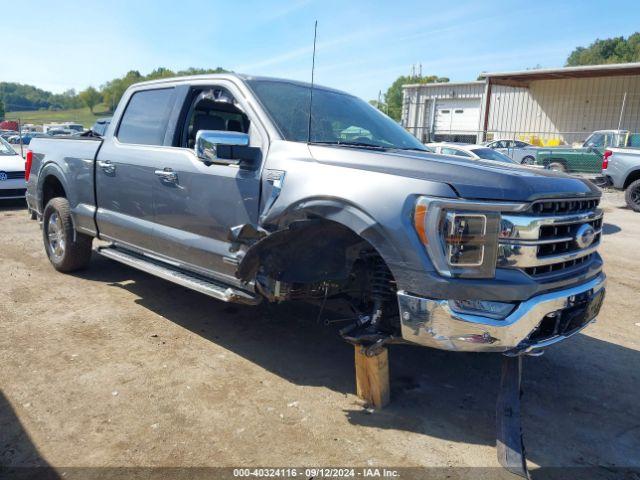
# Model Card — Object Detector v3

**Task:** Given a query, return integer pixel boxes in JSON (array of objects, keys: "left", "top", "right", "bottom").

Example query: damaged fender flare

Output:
[{"left": 236, "top": 198, "right": 405, "bottom": 283}]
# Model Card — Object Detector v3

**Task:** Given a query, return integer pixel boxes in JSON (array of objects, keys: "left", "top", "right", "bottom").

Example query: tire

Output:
[
  {"left": 548, "top": 161, "right": 567, "bottom": 173},
  {"left": 625, "top": 179, "right": 640, "bottom": 212},
  {"left": 521, "top": 156, "right": 535, "bottom": 166},
  {"left": 42, "top": 197, "right": 93, "bottom": 272}
]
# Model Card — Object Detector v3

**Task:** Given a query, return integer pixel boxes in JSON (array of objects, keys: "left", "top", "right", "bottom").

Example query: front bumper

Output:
[{"left": 398, "top": 273, "right": 606, "bottom": 353}]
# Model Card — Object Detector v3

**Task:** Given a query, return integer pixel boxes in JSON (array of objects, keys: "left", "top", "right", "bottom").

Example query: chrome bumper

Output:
[{"left": 398, "top": 273, "right": 606, "bottom": 353}]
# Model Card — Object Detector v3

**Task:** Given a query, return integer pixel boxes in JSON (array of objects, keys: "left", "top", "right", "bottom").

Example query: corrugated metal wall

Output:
[
  {"left": 403, "top": 74, "right": 640, "bottom": 145},
  {"left": 484, "top": 75, "right": 640, "bottom": 144}
]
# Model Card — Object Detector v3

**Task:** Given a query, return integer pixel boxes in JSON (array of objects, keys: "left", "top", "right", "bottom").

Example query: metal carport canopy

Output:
[{"left": 478, "top": 62, "right": 640, "bottom": 138}]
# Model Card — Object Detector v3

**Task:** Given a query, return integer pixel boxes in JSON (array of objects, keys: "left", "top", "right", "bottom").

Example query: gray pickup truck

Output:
[
  {"left": 26, "top": 73, "right": 606, "bottom": 354},
  {"left": 26, "top": 74, "right": 606, "bottom": 475},
  {"left": 602, "top": 147, "right": 640, "bottom": 211}
]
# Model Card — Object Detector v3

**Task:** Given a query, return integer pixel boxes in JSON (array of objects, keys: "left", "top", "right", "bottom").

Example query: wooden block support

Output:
[{"left": 354, "top": 345, "right": 390, "bottom": 409}]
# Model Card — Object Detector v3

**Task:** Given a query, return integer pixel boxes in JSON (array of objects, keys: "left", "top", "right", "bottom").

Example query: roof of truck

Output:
[{"left": 131, "top": 73, "right": 352, "bottom": 96}]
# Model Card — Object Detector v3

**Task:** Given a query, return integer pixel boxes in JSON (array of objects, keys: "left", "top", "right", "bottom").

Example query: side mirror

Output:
[{"left": 195, "top": 130, "right": 250, "bottom": 165}]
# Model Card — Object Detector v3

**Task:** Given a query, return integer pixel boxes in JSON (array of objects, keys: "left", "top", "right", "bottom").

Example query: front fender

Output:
[{"left": 249, "top": 195, "right": 435, "bottom": 292}]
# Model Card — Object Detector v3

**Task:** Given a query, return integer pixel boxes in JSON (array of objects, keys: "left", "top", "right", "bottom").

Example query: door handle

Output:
[
  {"left": 97, "top": 160, "right": 116, "bottom": 175},
  {"left": 154, "top": 168, "right": 178, "bottom": 184}
]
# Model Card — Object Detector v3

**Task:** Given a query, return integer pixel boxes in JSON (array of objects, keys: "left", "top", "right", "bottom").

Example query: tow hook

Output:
[{"left": 496, "top": 354, "right": 530, "bottom": 479}]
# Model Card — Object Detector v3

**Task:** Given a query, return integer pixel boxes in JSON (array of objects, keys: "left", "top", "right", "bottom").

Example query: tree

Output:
[
  {"left": 566, "top": 32, "right": 640, "bottom": 66},
  {"left": 0, "top": 99, "right": 4, "bottom": 121},
  {"left": 381, "top": 74, "right": 449, "bottom": 121},
  {"left": 79, "top": 87, "right": 102, "bottom": 113}
]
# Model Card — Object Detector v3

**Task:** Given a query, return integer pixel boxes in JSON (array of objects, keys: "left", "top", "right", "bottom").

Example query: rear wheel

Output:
[
  {"left": 548, "top": 161, "right": 567, "bottom": 173},
  {"left": 521, "top": 156, "right": 535, "bottom": 166},
  {"left": 625, "top": 179, "right": 640, "bottom": 212},
  {"left": 42, "top": 197, "right": 93, "bottom": 272}
]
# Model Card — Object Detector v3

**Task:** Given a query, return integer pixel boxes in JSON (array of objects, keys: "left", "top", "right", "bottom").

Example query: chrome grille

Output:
[
  {"left": 530, "top": 198, "right": 600, "bottom": 215},
  {"left": 498, "top": 197, "right": 602, "bottom": 278}
]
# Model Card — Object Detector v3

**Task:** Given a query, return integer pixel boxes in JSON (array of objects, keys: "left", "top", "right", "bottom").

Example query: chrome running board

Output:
[{"left": 97, "top": 246, "right": 260, "bottom": 305}]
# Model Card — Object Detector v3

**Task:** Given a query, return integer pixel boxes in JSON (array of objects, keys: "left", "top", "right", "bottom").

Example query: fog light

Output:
[{"left": 448, "top": 299, "right": 516, "bottom": 319}]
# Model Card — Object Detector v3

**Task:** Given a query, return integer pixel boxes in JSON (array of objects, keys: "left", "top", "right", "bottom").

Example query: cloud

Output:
[{"left": 235, "top": 2, "right": 481, "bottom": 73}]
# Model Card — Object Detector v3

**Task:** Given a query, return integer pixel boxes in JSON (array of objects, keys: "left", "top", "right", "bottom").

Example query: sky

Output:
[{"left": 2, "top": 0, "right": 640, "bottom": 101}]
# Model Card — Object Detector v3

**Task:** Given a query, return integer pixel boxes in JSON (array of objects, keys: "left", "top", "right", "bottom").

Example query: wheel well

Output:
[
  {"left": 547, "top": 158, "right": 567, "bottom": 165},
  {"left": 238, "top": 219, "right": 399, "bottom": 329},
  {"left": 624, "top": 170, "right": 640, "bottom": 189},
  {"left": 41, "top": 175, "right": 66, "bottom": 210},
  {"left": 239, "top": 219, "right": 381, "bottom": 282}
]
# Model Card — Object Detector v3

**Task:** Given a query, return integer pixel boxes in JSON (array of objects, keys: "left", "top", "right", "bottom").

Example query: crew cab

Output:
[{"left": 26, "top": 74, "right": 606, "bottom": 357}]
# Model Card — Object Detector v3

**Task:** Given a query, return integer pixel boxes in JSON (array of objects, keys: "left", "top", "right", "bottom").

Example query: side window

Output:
[
  {"left": 515, "top": 141, "right": 528, "bottom": 148},
  {"left": 181, "top": 87, "right": 251, "bottom": 149},
  {"left": 117, "top": 88, "right": 175, "bottom": 145},
  {"left": 585, "top": 133, "right": 604, "bottom": 148},
  {"left": 442, "top": 147, "right": 472, "bottom": 157}
]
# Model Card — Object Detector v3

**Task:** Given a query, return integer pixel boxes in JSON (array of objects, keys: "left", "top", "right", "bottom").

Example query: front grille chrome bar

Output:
[{"left": 498, "top": 205, "right": 603, "bottom": 275}]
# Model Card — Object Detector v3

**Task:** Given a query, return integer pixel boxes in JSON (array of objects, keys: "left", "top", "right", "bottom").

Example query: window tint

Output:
[{"left": 117, "top": 88, "right": 175, "bottom": 145}]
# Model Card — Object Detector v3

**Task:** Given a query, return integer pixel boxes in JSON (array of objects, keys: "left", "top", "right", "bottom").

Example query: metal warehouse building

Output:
[{"left": 402, "top": 62, "right": 640, "bottom": 145}]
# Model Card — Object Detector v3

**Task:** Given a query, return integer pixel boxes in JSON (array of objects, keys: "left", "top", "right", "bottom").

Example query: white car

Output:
[
  {"left": 0, "top": 137, "right": 26, "bottom": 200},
  {"left": 427, "top": 142, "right": 521, "bottom": 163},
  {"left": 483, "top": 139, "right": 537, "bottom": 165},
  {"left": 427, "top": 142, "right": 547, "bottom": 170}
]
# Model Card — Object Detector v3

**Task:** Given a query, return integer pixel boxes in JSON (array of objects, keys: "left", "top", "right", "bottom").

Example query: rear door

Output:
[{"left": 95, "top": 87, "right": 177, "bottom": 252}]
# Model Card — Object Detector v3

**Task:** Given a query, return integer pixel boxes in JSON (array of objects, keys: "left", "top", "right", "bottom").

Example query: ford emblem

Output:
[{"left": 575, "top": 224, "right": 596, "bottom": 249}]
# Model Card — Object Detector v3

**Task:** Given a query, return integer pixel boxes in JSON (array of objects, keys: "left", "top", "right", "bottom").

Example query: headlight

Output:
[{"left": 413, "top": 196, "right": 502, "bottom": 279}]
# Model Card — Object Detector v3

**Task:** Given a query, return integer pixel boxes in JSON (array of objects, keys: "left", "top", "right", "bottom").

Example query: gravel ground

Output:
[{"left": 0, "top": 192, "right": 639, "bottom": 479}]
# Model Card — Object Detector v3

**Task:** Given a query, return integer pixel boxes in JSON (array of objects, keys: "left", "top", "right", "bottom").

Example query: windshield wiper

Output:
[{"left": 309, "top": 140, "right": 389, "bottom": 151}]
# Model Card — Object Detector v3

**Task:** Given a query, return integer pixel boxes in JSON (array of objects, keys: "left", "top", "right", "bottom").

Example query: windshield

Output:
[
  {"left": 0, "top": 137, "right": 16, "bottom": 156},
  {"left": 471, "top": 148, "right": 516, "bottom": 163},
  {"left": 246, "top": 79, "right": 426, "bottom": 151}
]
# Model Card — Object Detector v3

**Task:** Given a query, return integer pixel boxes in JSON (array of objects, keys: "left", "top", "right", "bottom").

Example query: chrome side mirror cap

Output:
[{"left": 195, "top": 130, "right": 250, "bottom": 165}]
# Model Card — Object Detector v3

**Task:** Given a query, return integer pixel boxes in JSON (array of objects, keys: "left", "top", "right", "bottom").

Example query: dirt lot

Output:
[{"left": 1, "top": 192, "right": 639, "bottom": 479}]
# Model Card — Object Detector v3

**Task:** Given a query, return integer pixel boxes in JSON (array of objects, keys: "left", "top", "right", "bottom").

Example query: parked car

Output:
[
  {"left": 0, "top": 130, "right": 18, "bottom": 141},
  {"left": 602, "top": 147, "right": 640, "bottom": 211},
  {"left": 535, "top": 129, "right": 637, "bottom": 173},
  {"left": 47, "top": 128, "right": 75, "bottom": 136},
  {"left": 0, "top": 136, "right": 26, "bottom": 200},
  {"left": 91, "top": 117, "right": 111, "bottom": 136},
  {"left": 484, "top": 139, "right": 537, "bottom": 165},
  {"left": 427, "top": 142, "right": 526, "bottom": 164},
  {"left": 11, "top": 132, "right": 48, "bottom": 146},
  {"left": 26, "top": 74, "right": 606, "bottom": 477}
]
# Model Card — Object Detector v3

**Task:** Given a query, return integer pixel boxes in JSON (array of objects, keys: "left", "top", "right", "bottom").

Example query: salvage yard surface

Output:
[{"left": 1, "top": 192, "right": 639, "bottom": 478}]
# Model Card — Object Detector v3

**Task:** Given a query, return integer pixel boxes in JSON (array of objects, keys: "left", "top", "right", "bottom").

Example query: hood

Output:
[
  {"left": 309, "top": 145, "right": 600, "bottom": 202},
  {"left": 0, "top": 152, "right": 24, "bottom": 172}
]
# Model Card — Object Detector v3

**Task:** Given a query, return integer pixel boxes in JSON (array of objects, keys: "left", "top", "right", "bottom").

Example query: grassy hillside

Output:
[{"left": 5, "top": 104, "right": 112, "bottom": 128}]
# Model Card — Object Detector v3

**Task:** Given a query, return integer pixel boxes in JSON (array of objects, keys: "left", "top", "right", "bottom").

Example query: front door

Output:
[{"left": 151, "top": 84, "right": 263, "bottom": 285}]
